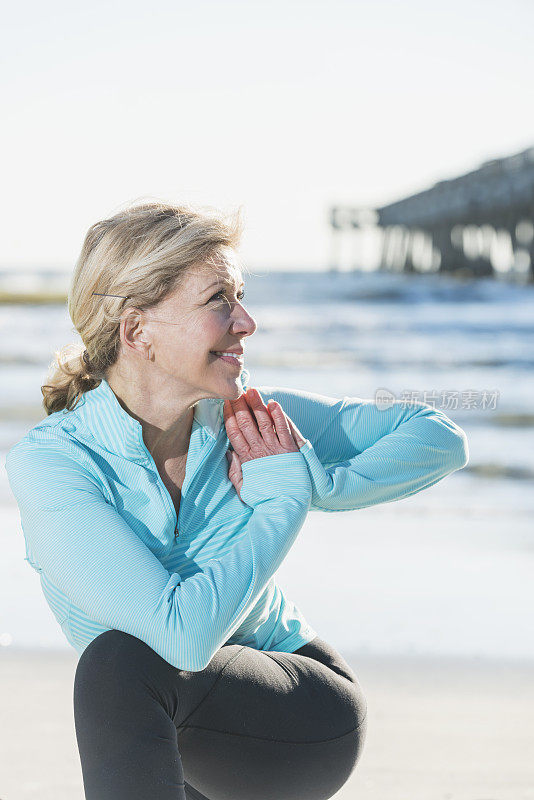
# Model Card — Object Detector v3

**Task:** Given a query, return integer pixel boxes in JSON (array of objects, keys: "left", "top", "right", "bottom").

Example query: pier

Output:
[{"left": 330, "top": 147, "right": 534, "bottom": 282}]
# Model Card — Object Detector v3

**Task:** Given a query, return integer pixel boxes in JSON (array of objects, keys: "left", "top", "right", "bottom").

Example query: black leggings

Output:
[{"left": 73, "top": 629, "right": 367, "bottom": 800}]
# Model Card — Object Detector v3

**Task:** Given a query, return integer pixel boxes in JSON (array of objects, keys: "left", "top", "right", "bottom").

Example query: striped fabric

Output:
[{"left": 5, "top": 367, "right": 468, "bottom": 670}]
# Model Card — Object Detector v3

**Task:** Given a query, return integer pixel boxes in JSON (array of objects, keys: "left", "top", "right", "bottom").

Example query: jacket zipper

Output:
[{"left": 140, "top": 435, "right": 218, "bottom": 541}]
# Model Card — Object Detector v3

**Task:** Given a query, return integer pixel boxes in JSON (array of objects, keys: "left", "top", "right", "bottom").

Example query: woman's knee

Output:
[
  {"left": 327, "top": 671, "right": 367, "bottom": 743},
  {"left": 314, "top": 681, "right": 367, "bottom": 798},
  {"left": 74, "top": 630, "right": 159, "bottom": 709},
  {"left": 346, "top": 672, "right": 367, "bottom": 733},
  {"left": 307, "top": 661, "right": 367, "bottom": 743},
  {"left": 293, "top": 637, "right": 367, "bottom": 735},
  {"left": 76, "top": 628, "right": 146, "bottom": 675}
]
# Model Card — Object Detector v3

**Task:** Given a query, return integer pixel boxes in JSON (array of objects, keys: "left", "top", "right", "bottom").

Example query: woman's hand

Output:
[{"left": 223, "top": 387, "right": 307, "bottom": 501}]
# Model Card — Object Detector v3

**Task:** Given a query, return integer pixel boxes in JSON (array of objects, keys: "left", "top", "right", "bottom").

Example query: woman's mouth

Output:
[{"left": 210, "top": 351, "right": 244, "bottom": 368}]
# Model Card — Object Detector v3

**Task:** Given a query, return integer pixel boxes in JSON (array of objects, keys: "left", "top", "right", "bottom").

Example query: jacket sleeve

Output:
[
  {"left": 223, "top": 577, "right": 319, "bottom": 653},
  {"left": 5, "top": 441, "right": 312, "bottom": 671},
  {"left": 255, "top": 385, "right": 469, "bottom": 512}
]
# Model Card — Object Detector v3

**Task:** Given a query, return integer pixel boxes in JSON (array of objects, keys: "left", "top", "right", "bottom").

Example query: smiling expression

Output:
[{"left": 133, "top": 249, "right": 257, "bottom": 402}]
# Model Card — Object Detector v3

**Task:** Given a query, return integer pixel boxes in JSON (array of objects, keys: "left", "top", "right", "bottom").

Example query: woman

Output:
[{"left": 5, "top": 202, "right": 468, "bottom": 800}]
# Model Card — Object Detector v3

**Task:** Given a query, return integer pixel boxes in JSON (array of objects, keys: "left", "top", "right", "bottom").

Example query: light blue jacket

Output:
[{"left": 5, "top": 367, "right": 468, "bottom": 670}]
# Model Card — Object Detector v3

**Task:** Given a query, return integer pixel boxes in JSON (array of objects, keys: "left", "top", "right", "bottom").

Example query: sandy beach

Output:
[{"left": 1, "top": 647, "right": 533, "bottom": 800}]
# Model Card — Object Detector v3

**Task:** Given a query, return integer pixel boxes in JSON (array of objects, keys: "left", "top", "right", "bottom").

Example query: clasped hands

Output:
[{"left": 223, "top": 387, "right": 307, "bottom": 501}]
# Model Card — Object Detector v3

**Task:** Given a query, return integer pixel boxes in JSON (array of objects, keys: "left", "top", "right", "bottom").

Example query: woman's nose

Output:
[{"left": 233, "top": 307, "right": 257, "bottom": 337}]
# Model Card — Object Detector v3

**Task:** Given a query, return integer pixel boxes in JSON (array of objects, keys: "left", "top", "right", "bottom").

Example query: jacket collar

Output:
[{"left": 71, "top": 368, "right": 250, "bottom": 464}]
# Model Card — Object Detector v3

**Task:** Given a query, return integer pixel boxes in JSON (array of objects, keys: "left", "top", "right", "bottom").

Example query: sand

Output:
[{"left": 1, "top": 648, "right": 533, "bottom": 800}]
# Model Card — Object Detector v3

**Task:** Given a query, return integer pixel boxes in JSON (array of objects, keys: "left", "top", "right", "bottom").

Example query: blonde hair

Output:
[{"left": 41, "top": 201, "right": 244, "bottom": 415}]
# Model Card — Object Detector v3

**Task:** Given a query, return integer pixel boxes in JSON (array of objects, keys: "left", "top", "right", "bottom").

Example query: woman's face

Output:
[{"left": 135, "top": 251, "right": 257, "bottom": 402}]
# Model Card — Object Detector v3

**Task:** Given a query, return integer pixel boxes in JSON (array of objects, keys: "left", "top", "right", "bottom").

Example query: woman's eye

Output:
[{"left": 209, "top": 289, "right": 246, "bottom": 303}]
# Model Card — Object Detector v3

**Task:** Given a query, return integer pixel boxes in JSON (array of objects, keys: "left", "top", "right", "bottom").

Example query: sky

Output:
[{"left": 2, "top": 0, "right": 533, "bottom": 271}]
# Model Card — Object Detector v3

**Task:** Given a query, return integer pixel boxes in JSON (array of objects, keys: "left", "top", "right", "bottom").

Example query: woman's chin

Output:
[{"left": 210, "top": 380, "right": 245, "bottom": 402}]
